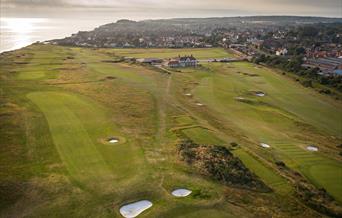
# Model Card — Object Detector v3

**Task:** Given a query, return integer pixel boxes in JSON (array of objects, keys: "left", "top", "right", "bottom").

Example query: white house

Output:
[
  {"left": 276, "top": 48, "right": 288, "bottom": 56},
  {"left": 168, "top": 55, "right": 198, "bottom": 68}
]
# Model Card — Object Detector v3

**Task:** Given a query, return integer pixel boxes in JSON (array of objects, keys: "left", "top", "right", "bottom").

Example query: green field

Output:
[
  {"left": 1, "top": 44, "right": 341, "bottom": 217},
  {"left": 190, "top": 62, "right": 342, "bottom": 202},
  {"left": 182, "top": 127, "right": 226, "bottom": 145},
  {"left": 27, "top": 91, "right": 145, "bottom": 190},
  {"left": 102, "top": 48, "right": 234, "bottom": 59}
]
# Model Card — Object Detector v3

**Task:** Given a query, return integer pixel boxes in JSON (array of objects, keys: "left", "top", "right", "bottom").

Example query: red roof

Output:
[{"left": 168, "top": 60, "right": 179, "bottom": 65}]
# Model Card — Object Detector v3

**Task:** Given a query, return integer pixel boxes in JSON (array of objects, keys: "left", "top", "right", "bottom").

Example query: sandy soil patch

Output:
[
  {"left": 108, "top": 137, "right": 119, "bottom": 144},
  {"left": 171, "top": 188, "right": 192, "bottom": 197},
  {"left": 120, "top": 200, "right": 152, "bottom": 218},
  {"left": 260, "top": 143, "right": 271, "bottom": 148},
  {"left": 307, "top": 145, "right": 318, "bottom": 151}
]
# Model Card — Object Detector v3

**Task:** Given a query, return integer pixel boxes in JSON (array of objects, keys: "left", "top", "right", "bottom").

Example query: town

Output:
[{"left": 51, "top": 17, "right": 342, "bottom": 92}]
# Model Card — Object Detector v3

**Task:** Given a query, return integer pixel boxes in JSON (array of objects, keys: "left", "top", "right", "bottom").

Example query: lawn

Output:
[
  {"left": 233, "top": 149, "right": 292, "bottom": 195},
  {"left": 182, "top": 127, "right": 226, "bottom": 145},
  {"left": 103, "top": 48, "right": 235, "bottom": 59},
  {"left": 27, "top": 91, "right": 147, "bottom": 191},
  {"left": 1, "top": 44, "right": 340, "bottom": 217},
  {"left": 190, "top": 62, "right": 342, "bottom": 202}
]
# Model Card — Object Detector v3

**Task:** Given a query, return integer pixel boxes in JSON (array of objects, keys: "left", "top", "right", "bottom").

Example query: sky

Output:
[{"left": 1, "top": 0, "right": 342, "bottom": 19}]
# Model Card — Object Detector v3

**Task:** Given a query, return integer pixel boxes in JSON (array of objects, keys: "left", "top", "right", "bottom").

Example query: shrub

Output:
[{"left": 230, "top": 142, "right": 239, "bottom": 147}]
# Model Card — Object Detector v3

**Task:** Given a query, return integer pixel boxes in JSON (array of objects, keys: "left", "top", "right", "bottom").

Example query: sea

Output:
[
  {"left": 0, "top": 17, "right": 118, "bottom": 53},
  {"left": 0, "top": 7, "right": 255, "bottom": 53}
]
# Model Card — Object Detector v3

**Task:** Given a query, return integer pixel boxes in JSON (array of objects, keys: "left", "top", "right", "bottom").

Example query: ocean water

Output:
[
  {"left": 0, "top": 17, "right": 116, "bottom": 53},
  {"left": 0, "top": 8, "right": 253, "bottom": 53}
]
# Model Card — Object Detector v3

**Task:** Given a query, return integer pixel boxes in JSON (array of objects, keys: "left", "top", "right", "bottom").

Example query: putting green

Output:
[
  {"left": 15, "top": 45, "right": 66, "bottom": 80},
  {"left": 304, "top": 163, "right": 342, "bottom": 202}
]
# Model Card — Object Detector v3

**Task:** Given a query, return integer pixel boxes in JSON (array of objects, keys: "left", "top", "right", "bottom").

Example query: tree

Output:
[{"left": 295, "top": 47, "right": 306, "bottom": 55}]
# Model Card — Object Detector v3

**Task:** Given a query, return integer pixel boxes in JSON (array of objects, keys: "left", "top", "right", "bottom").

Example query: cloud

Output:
[{"left": 1, "top": 0, "right": 341, "bottom": 17}]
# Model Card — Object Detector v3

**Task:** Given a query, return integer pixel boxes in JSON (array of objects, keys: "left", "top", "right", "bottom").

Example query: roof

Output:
[
  {"left": 168, "top": 60, "right": 180, "bottom": 65},
  {"left": 137, "top": 58, "right": 162, "bottom": 63},
  {"left": 333, "top": 69, "right": 342, "bottom": 75},
  {"left": 178, "top": 55, "right": 197, "bottom": 61}
]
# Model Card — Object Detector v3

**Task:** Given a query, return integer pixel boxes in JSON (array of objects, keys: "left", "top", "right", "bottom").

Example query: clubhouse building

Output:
[{"left": 168, "top": 55, "right": 198, "bottom": 68}]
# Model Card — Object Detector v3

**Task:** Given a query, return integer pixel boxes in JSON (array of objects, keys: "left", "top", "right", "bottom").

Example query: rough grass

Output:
[
  {"left": 0, "top": 44, "right": 339, "bottom": 217},
  {"left": 191, "top": 62, "right": 342, "bottom": 202}
]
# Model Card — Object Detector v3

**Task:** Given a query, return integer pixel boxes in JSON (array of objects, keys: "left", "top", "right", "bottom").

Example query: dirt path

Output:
[{"left": 156, "top": 74, "right": 172, "bottom": 143}]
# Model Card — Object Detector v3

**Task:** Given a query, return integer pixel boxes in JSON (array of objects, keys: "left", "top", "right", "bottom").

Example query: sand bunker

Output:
[
  {"left": 196, "top": 103, "right": 204, "bottom": 106},
  {"left": 307, "top": 146, "right": 318, "bottom": 151},
  {"left": 185, "top": 93, "right": 192, "bottom": 96},
  {"left": 171, "top": 189, "right": 192, "bottom": 197},
  {"left": 260, "top": 143, "right": 271, "bottom": 148},
  {"left": 255, "top": 92, "right": 265, "bottom": 97},
  {"left": 108, "top": 137, "right": 119, "bottom": 144},
  {"left": 251, "top": 91, "right": 265, "bottom": 97},
  {"left": 120, "top": 200, "right": 152, "bottom": 218},
  {"left": 235, "top": 97, "right": 245, "bottom": 100}
]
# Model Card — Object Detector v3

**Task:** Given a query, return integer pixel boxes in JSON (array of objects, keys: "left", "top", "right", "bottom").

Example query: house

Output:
[
  {"left": 168, "top": 55, "right": 198, "bottom": 68},
  {"left": 303, "top": 57, "right": 342, "bottom": 75},
  {"left": 276, "top": 48, "right": 288, "bottom": 56}
]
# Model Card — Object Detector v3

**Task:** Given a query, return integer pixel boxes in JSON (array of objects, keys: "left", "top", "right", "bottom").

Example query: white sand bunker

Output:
[
  {"left": 196, "top": 103, "right": 204, "bottom": 106},
  {"left": 255, "top": 91, "right": 265, "bottom": 97},
  {"left": 108, "top": 137, "right": 119, "bottom": 144},
  {"left": 172, "top": 188, "right": 192, "bottom": 197},
  {"left": 250, "top": 90, "right": 266, "bottom": 97},
  {"left": 235, "top": 97, "right": 245, "bottom": 100},
  {"left": 120, "top": 200, "right": 152, "bottom": 218},
  {"left": 260, "top": 143, "right": 271, "bottom": 148},
  {"left": 307, "top": 145, "right": 318, "bottom": 151},
  {"left": 185, "top": 93, "right": 192, "bottom": 96}
]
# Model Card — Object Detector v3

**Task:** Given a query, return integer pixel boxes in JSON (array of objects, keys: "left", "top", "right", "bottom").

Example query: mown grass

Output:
[
  {"left": 0, "top": 45, "right": 252, "bottom": 218},
  {"left": 190, "top": 62, "right": 342, "bottom": 202},
  {"left": 233, "top": 149, "right": 292, "bottom": 195},
  {"left": 182, "top": 127, "right": 226, "bottom": 145},
  {"left": 102, "top": 48, "right": 234, "bottom": 59},
  {"left": 1, "top": 44, "right": 340, "bottom": 217},
  {"left": 27, "top": 91, "right": 147, "bottom": 191}
]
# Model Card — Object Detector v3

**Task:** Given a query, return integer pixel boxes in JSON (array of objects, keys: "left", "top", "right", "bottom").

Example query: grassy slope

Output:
[
  {"left": 26, "top": 91, "right": 146, "bottom": 191},
  {"left": 191, "top": 62, "right": 342, "bottom": 202},
  {"left": 1, "top": 45, "right": 251, "bottom": 217},
  {"left": 1, "top": 44, "right": 340, "bottom": 217}
]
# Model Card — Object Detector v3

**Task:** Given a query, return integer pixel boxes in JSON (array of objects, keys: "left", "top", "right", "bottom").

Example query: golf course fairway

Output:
[{"left": 1, "top": 44, "right": 341, "bottom": 217}]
